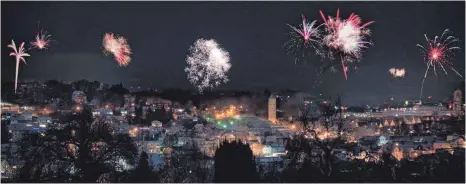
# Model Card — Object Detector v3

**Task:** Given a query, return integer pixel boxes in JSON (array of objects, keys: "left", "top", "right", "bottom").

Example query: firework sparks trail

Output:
[
  {"left": 103, "top": 33, "right": 132, "bottom": 66},
  {"left": 287, "top": 15, "right": 321, "bottom": 46},
  {"left": 420, "top": 64, "right": 430, "bottom": 103},
  {"left": 30, "top": 30, "right": 52, "bottom": 50},
  {"left": 185, "top": 39, "right": 231, "bottom": 93},
  {"left": 8, "top": 40, "right": 31, "bottom": 93},
  {"left": 284, "top": 15, "right": 322, "bottom": 64},
  {"left": 416, "top": 29, "right": 463, "bottom": 101},
  {"left": 389, "top": 67, "right": 406, "bottom": 78},
  {"left": 318, "top": 9, "right": 374, "bottom": 80}
]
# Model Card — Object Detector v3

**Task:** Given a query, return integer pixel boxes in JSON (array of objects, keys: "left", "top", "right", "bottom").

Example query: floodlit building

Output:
[{"left": 268, "top": 95, "right": 277, "bottom": 123}]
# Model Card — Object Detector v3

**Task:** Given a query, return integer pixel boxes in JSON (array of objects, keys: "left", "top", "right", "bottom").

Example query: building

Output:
[
  {"left": 268, "top": 95, "right": 277, "bottom": 123},
  {"left": 124, "top": 94, "right": 136, "bottom": 108},
  {"left": 151, "top": 120, "right": 163, "bottom": 128},
  {"left": 72, "top": 91, "right": 87, "bottom": 104},
  {"left": 433, "top": 141, "right": 452, "bottom": 151},
  {"left": 372, "top": 103, "right": 452, "bottom": 117},
  {"left": 250, "top": 142, "right": 264, "bottom": 156},
  {"left": 145, "top": 140, "right": 164, "bottom": 154},
  {"left": 88, "top": 99, "right": 100, "bottom": 108},
  {"left": 262, "top": 144, "right": 286, "bottom": 157},
  {"left": 36, "top": 116, "right": 52, "bottom": 126},
  {"left": 9, "top": 120, "right": 47, "bottom": 142},
  {"left": 452, "top": 88, "right": 464, "bottom": 118},
  {"left": 92, "top": 109, "right": 114, "bottom": 117},
  {"left": 1, "top": 102, "right": 19, "bottom": 113},
  {"left": 154, "top": 103, "right": 164, "bottom": 110},
  {"left": 146, "top": 97, "right": 172, "bottom": 111}
]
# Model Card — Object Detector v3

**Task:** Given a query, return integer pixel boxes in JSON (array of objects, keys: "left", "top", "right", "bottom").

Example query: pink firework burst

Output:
[
  {"left": 31, "top": 30, "right": 52, "bottom": 50},
  {"left": 319, "top": 9, "right": 374, "bottom": 80},
  {"left": 287, "top": 15, "right": 321, "bottom": 46},
  {"left": 284, "top": 15, "right": 321, "bottom": 64},
  {"left": 103, "top": 33, "right": 132, "bottom": 66},
  {"left": 417, "top": 29, "right": 462, "bottom": 101}
]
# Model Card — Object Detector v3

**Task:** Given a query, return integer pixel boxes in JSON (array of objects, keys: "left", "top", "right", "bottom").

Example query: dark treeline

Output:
[{"left": 2, "top": 79, "right": 306, "bottom": 109}]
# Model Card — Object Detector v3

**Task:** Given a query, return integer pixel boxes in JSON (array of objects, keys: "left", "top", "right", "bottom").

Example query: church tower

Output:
[
  {"left": 268, "top": 94, "right": 277, "bottom": 123},
  {"left": 452, "top": 88, "right": 464, "bottom": 118}
]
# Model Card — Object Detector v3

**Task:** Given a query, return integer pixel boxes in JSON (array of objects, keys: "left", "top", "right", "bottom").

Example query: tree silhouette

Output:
[
  {"left": 258, "top": 159, "right": 283, "bottom": 182},
  {"left": 11, "top": 106, "right": 138, "bottom": 182},
  {"left": 1, "top": 120, "right": 10, "bottom": 144},
  {"left": 281, "top": 97, "right": 350, "bottom": 181},
  {"left": 305, "top": 97, "right": 347, "bottom": 177},
  {"left": 399, "top": 121, "right": 409, "bottom": 136},
  {"left": 263, "top": 89, "right": 271, "bottom": 99},
  {"left": 128, "top": 151, "right": 159, "bottom": 183},
  {"left": 160, "top": 142, "right": 211, "bottom": 182},
  {"left": 103, "top": 83, "right": 129, "bottom": 108},
  {"left": 214, "top": 140, "right": 259, "bottom": 182}
]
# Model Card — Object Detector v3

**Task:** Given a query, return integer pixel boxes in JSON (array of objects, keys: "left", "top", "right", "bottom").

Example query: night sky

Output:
[{"left": 2, "top": 1, "right": 465, "bottom": 105}]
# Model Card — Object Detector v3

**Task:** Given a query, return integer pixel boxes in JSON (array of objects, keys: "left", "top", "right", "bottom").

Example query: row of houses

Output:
[{"left": 357, "top": 135, "right": 465, "bottom": 161}]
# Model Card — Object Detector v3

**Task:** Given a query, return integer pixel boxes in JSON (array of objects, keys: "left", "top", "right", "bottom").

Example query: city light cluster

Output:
[{"left": 214, "top": 105, "right": 240, "bottom": 120}]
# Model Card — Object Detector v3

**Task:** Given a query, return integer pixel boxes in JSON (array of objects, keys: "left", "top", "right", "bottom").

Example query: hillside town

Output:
[{"left": 1, "top": 80, "right": 464, "bottom": 182}]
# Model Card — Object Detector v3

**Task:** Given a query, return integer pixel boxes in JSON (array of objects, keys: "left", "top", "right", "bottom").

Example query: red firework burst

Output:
[
  {"left": 417, "top": 29, "right": 461, "bottom": 77},
  {"left": 417, "top": 29, "right": 463, "bottom": 101},
  {"left": 428, "top": 48, "right": 443, "bottom": 62}
]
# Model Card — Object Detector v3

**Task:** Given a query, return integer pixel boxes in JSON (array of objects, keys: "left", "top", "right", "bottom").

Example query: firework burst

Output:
[
  {"left": 389, "top": 67, "right": 406, "bottom": 78},
  {"left": 185, "top": 39, "right": 231, "bottom": 93},
  {"left": 284, "top": 15, "right": 321, "bottom": 64},
  {"left": 319, "top": 9, "right": 374, "bottom": 80},
  {"left": 30, "top": 30, "right": 52, "bottom": 50},
  {"left": 8, "top": 40, "right": 31, "bottom": 93},
  {"left": 103, "top": 33, "right": 132, "bottom": 66},
  {"left": 417, "top": 29, "right": 462, "bottom": 100}
]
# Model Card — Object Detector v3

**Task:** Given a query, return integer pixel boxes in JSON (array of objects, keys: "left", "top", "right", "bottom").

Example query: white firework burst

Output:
[
  {"left": 389, "top": 67, "right": 406, "bottom": 78},
  {"left": 185, "top": 39, "right": 231, "bottom": 93}
]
